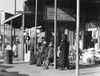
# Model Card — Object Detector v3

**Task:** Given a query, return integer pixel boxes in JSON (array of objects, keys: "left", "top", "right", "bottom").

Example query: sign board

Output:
[{"left": 44, "top": 7, "right": 75, "bottom": 21}]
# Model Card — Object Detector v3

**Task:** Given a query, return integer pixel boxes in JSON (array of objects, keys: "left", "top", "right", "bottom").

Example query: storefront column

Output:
[
  {"left": 10, "top": 20, "right": 13, "bottom": 51},
  {"left": 13, "top": 0, "right": 16, "bottom": 44},
  {"left": 54, "top": 0, "right": 57, "bottom": 69},
  {"left": 3, "top": 24, "right": 5, "bottom": 55},
  {"left": 98, "top": 28, "right": 100, "bottom": 49},
  {"left": 14, "top": 0, "right": 16, "bottom": 14},
  {"left": 34, "top": 0, "right": 38, "bottom": 54},
  {"left": 0, "top": 11, "right": 1, "bottom": 35},
  {"left": 98, "top": 8, "right": 100, "bottom": 49},
  {"left": 21, "top": 0, "right": 25, "bottom": 61},
  {"left": 76, "top": 0, "right": 80, "bottom": 75}
]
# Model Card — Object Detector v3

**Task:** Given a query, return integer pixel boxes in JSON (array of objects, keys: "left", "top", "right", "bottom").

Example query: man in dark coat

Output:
[
  {"left": 29, "top": 37, "right": 35, "bottom": 65},
  {"left": 58, "top": 34, "right": 69, "bottom": 70}
]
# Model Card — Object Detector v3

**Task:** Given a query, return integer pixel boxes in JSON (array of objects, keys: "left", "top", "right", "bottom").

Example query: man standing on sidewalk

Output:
[{"left": 29, "top": 37, "right": 35, "bottom": 65}]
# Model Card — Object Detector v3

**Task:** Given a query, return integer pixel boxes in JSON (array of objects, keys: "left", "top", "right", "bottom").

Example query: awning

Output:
[
  {"left": 3, "top": 13, "right": 22, "bottom": 24},
  {"left": 3, "top": 12, "right": 45, "bottom": 29}
]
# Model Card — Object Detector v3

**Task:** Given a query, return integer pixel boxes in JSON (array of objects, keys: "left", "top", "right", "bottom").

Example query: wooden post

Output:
[
  {"left": 21, "top": 0, "right": 25, "bottom": 61},
  {"left": 3, "top": 24, "right": 5, "bottom": 58},
  {"left": 15, "top": 0, "right": 16, "bottom": 14},
  {"left": 13, "top": 0, "right": 16, "bottom": 44},
  {"left": 76, "top": 0, "right": 80, "bottom": 75},
  {"left": 0, "top": 11, "right": 1, "bottom": 35},
  {"left": 34, "top": 0, "right": 38, "bottom": 54},
  {"left": 54, "top": 0, "right": 57, "bottom": 69},
  {"left": 10, "top": 20, "right": 13, "bottom": 50},
  {"left": 10, "top": 20, "right": 13, "bottom": 63},
  {"left": 98, "top": 8, "right": 100, "bottom": 49}
]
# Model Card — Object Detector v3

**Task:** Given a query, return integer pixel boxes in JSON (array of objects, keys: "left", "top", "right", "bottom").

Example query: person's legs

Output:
[
  {"left": 43, "top": 58, "right": 50, "bottom": 69},
  {"left": 66, "top": 57, "right": 69, "bottom": 69}
]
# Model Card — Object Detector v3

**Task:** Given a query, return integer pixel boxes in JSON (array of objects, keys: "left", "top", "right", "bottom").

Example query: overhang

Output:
[{"left": 3, "top": 13, "right": 22, "bottom": 24}]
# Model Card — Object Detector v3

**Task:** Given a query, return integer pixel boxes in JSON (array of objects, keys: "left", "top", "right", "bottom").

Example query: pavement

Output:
[{"left": 0, "top": 52, "right": 100, "bottom": 76}]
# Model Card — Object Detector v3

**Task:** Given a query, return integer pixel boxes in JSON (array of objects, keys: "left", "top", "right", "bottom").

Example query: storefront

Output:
[
  {"left": 43, "top": 6, "right": 75, "bottom": 46},
  {"left": 3, "top": 0, "right": 100, "bottom": 75}
]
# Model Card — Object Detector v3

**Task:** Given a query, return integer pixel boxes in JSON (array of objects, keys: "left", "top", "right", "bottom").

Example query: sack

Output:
[{"left": 36, "top": 57, "right": 42, "bottom": 66}]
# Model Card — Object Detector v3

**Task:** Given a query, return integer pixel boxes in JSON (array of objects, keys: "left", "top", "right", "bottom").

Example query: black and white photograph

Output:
[{"left": 0, "top": 0, "right": 100, "bottom": 76}]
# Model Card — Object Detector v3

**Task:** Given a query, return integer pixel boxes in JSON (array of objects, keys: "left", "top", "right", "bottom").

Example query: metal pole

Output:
[
  {"left": 3, "top": 24, "right": 5, "bottom": 59},
  {"left": 15, "top": 0, "right": 16, "bottom": 14},
  {"left": 10, "top": 20, "right": 13, "bottom": 63},
  {"left": 10, "top": 20, "right": 13, "bottom": 50},
  {"left": 21, "top": 0, "right": 25, "bottom": 61},
  {"left": 54, "top": 0, "right": 57, "bottom": 69},
  {"left": 34, "top": 0, "right": 38, "bottom": 54},
  {"left": 98, "top": 7, "right": 100, "bottom": 49},
  {"left": 76, "top": 0, "right": 80, "bottom": 75},
  {"left": 0, "top": 11, "right": 1, "bottom": 35},
  {"left": 14, "top": 0, "right": 16, "bottom": 44}
]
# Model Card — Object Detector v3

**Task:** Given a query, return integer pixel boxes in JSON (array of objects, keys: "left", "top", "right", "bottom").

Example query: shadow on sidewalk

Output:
[
  {"left": 80, "top": 64, "right": 100, "bottom": 69},
  {"left": 67, "top": 62, "right": 100, "bottom": 70},
  {"left": 80, "top": 71, "right": 100, "bottom": 75},
  {"left": 0, "top": 65, "right": 14, "bottom": 69},
  {"left": 0, "top": 71, "right": 29, "bottom": 76}
]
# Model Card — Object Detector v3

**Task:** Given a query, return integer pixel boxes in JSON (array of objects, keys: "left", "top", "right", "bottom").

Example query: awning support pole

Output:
[
  {"left": 21, "top": 0, "right": 25, "bottom": 61},
  {"left": 98, "top": 7, "right": 100, "bottom": 49},
  {"left": 34, "top": 0, "right": 38, "bottom": 54},
  {"left": 13, "top": 0, "right": 16, "bottom": 44},
  {"left": 76, "top": 0, "right": 80, "bottom": 76},
  {"left": 0, "top": 12, "right": 1, "bottom": 35},
  {"left": 3, "top": 24, "right": 5, "bottom": 56},
  {"left": 10, "top": 20, "right": 13, "bottom": 50},
  {"left": 15, "top": 0, "right": 16, "bottom": 14},
  {"left": 54, "top": 0, "right": 57, "bottom": 69}
]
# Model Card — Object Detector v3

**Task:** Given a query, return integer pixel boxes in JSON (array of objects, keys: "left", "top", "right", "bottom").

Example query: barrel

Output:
[{"left": 4, "top": 50, "right": 13, "bottom": 64}]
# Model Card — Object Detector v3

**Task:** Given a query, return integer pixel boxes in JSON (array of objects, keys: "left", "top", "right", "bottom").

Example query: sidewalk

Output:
[{"left": 0, "top": 54, "right": 100, "bottom": 76}]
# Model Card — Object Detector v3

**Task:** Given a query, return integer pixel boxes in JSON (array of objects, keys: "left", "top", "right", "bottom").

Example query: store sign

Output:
[{"left": 44, "top": 7, "right": 75, "bottom": 21}]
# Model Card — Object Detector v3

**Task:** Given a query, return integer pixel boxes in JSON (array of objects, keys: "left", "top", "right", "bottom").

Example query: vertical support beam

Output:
[
  {"left": 54, "top": 0, "right": 57, "bottom": 69},
  {"left": 3, "top": 24, "right": 5, "bottom": 57},
  {"left": 34, "top": 0, "right": 38, "bottom": 54},
  {"left": 10, "top": 20, "right": 13, "bottom": 50},
  {"left": 0, "top": 11, "right": 1, "bottom": 35},
  {"left": 15, "top": 0, "right": 16, "bottom": 14},
  {"left": 98, "top": 8, "right": 100, "bottom": 49},
  {"left": 98, "top": 28, "right": 100, "bottom": 49},
  {"left": 0, "top": 12, "right": 1, "bottom": 53},
  {"left": 76, "top": 0, "right": 80, "bottom": 75},
  {"left": 13, "top": 0, "right": 16, "bottom": 44},
  {"left": 21, "top": 0, "right": 25, "bottom": 61},
  {"left": 10, "top": 20, "right": 13, "bottom": 63}
]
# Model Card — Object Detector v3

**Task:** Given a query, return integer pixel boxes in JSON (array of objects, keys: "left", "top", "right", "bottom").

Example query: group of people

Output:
[
  {"left": 29, "top": 34, "right": 69, "bottom": 70},
  {"left": 29, "top": 37, "right": 54, "bottom": 69}
]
